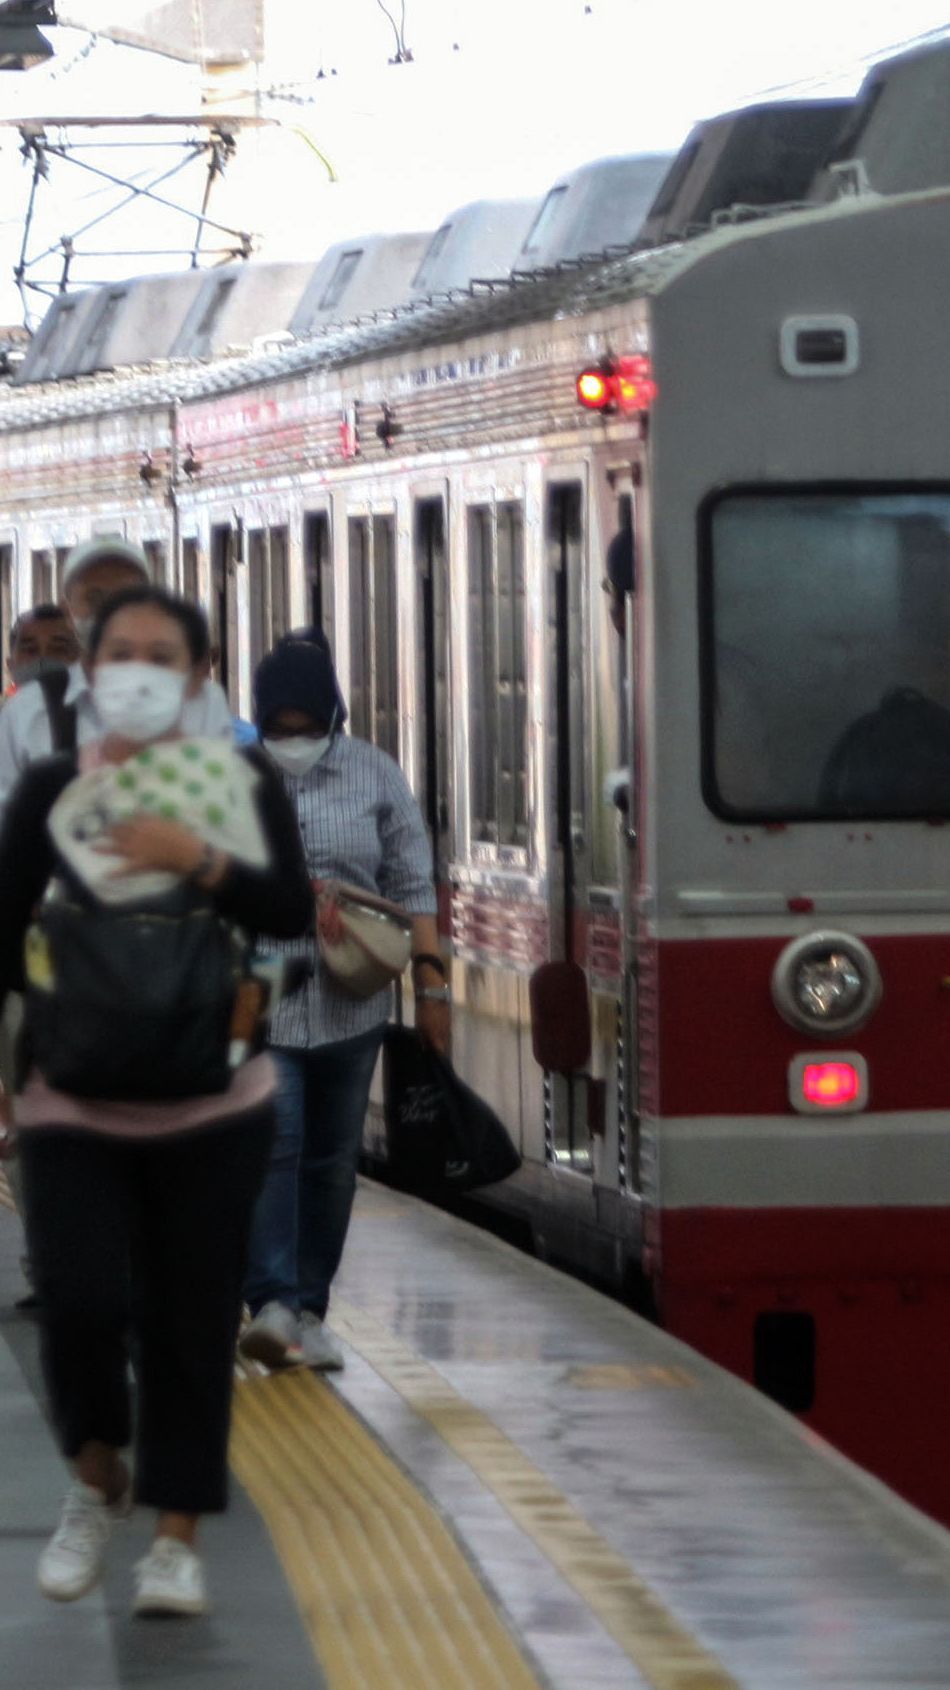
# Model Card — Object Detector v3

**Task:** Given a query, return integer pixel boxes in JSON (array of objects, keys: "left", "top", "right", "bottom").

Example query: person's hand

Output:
[
  {"left": 0, "top": 1090, "right": 16, "bottom": 1159},
  {"left": 415, "top": 997, "right": 451, "bottom": 1056},
  {"left": 98, "top": 816, "right": 207, "bottom": 878}
]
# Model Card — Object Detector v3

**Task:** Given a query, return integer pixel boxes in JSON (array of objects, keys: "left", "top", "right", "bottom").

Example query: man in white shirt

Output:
[{"left": 0, "top": 536, "right": 232, "bottom": 819}]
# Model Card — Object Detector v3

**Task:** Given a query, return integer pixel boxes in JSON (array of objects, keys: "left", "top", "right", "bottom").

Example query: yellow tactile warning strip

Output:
[
  {"left": 331, "top": 1297, "right": 741, "bottom": 1690},
  {"left": 0, "top": 1168, "right": 15, "bottom": 1211},
  {"left": 229, "top": 1367, "right": 545, "bottom": 1690}
]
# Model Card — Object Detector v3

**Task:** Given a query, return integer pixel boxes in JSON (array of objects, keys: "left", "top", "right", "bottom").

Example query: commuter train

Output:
[{"left": 2, "top": 39, "right": 950, "bottom": 1522}]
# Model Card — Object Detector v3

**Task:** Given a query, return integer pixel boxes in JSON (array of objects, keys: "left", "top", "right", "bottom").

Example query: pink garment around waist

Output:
[{"left": 14, "top": 1052, "right": 275, "bottom": 1139}]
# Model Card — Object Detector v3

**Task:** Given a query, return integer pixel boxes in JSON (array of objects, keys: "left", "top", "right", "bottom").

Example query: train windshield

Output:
[{"left": 703, "top": 486, "right": 950, "bottom": 819}]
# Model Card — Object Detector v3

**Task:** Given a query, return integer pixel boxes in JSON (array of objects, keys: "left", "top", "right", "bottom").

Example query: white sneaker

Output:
[
  {"left": 38, "top": 1480, "right": 130, "bottom": 1603},
  {"left": 299, "top": 1310, "right": 344, "bottom": 1371},
  {"left": 238, "top": 1300, "right": 302, "bottom": 1368},
  {"left": 133, "top": 1537, "right": 208, "bottom": 1617}
]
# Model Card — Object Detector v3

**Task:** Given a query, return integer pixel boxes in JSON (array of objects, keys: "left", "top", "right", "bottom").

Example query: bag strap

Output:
[{"left": 38, "top": 669, "right": 78, "bottom": 754}]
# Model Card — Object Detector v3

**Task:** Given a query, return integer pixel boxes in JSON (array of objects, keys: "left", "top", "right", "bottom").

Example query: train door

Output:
[
  {"left": 347, "top": 512, "right": 399, "bottom": 756},
  {"left": 545, "top": 480, "right": 593, "bottom": 1173},
  {"left": 609, "top": 477, "right": 643, "bottom": 1199},
  {"left": 413, "top": 495, "right": 450, "bottom": 868},
  {"left": 247, "top": 523, "right": 291, "bottom": 676},
  {"left": 304, "top": 510, "right": 334, "bottom": 646},
  {"left": 210, "top": 522, "right": 239, "bottom": 706}
]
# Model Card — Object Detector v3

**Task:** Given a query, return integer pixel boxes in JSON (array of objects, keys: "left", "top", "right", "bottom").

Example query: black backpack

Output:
[{"left": 24, "top": 881, "right": 244, "bottom": 1101}]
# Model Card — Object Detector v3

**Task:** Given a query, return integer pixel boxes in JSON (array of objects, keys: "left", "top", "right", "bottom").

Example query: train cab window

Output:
[
  {"left": 702, "top": 485, "right": 950, "bottom": 819},
  {"left": 348, "top": 514, "right": 398, "bottom": 756},
  {"left": 467, "top": 501, "right": 528, "bottom": 847}
]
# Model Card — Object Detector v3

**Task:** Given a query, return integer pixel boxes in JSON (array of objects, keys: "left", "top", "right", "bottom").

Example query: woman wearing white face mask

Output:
[
  {"left": 241, "top": 633, "right": 448, "bottom": 1371},
  {"left": 0, "top": 586, "right": 312, "bottom": 1618}
]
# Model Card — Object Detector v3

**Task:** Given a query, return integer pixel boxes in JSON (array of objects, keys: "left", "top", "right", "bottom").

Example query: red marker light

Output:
[
  {"left": 802, "top": 1061, "right": 861, "bottom": 1109},
  {"left": 615, "top": 354, "right": 657, "bottom": 412},
  {"left": 576, "top": 366, "right": 613, "bottom": 410}
]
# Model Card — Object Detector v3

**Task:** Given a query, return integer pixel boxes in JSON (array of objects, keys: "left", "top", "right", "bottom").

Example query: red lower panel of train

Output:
[{"left": 655, "top": 1207, "right": 950, "bottom": 1527}]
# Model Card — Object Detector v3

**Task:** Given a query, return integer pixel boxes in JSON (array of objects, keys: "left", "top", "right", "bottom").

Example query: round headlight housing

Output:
[{"left": 771, "top": 931, "right": 882, "bottom": 1037}]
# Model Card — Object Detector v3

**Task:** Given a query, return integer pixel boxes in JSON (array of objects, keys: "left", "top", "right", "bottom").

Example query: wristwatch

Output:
[{"left": 415, "top": 985, "right": 451, "bottom": 1003}]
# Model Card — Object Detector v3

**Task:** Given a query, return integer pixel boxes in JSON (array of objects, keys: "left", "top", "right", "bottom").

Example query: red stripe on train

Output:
[{"left": 647, "top": 933, "right": 950, "bottom": 1115}]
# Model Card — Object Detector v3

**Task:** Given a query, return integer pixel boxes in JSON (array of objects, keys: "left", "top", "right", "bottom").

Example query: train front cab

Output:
[{"left": 630, "top": 185, "right": 950, "bottom": 1524}]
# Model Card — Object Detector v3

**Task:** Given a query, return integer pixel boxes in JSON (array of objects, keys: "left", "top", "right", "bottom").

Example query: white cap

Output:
[{"left": 61, "top": 536, "right": 150, "bottom": 593}]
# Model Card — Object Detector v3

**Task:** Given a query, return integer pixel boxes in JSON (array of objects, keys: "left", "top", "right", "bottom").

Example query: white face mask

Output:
[
  {"left": 93, "top": 662, "right": 187, "bottom": 743},
  {"left": 263, "top": 735, "right": 331, "bottom": 777}
]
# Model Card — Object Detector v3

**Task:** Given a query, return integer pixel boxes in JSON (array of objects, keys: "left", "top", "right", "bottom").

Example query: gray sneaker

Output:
[
  {"left": 238, "top": 1301, "right": 302, "bottom": 1368},
  {"left": 299, "top": 1310, "right": 344, "bottom": 1371}
]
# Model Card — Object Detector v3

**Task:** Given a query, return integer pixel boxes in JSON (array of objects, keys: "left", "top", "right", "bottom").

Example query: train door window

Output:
[
  {"left": 143, "top": 540, "right": 166, "bottom": 588},
  {"left": 304, "top": 511, "right": 333, "bottom": 643},
  {"left": 210, "top": 523, "right": 237, "bottom": 700},
  {"left": 467, "top": 500, "right": 527, "bottom": 848},
  {"left": 348, "top": 517, "right": 371, "bottom": 740},
  {"left": 54, "top": 546, "right": 70, "bottom": 599},
  {"left": 247, "top": 529, "right": 269, "bottom": 676},
  {"left": 547, "top": 483, "right": 586, "bottom": 890},
  {"left": 269, "top": 525, "right": 290, "bottom": 646},
  {"left": 348, "top": 514, "right": 398, "bottom": 753},
  {"left": 31, "top": 550, "right": 53, "bottom": 605},
  {"left": 414, "top": 498, "right": 449, "bottom": 846},
  {"left": 0, "top": 545, "right": 12, "bottom": 667},
  {"left": 372, "top": 515, "right": 398, "bottom": 758},
  {"left": 182, "top": 538, "right": 199, "bottom": 602}
]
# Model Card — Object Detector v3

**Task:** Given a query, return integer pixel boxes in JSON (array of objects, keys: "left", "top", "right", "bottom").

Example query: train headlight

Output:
[{"left": 771, "top": 931, "right": 881, "bottom": 1036}]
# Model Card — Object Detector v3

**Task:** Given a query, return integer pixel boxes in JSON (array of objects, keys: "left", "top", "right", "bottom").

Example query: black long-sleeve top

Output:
[{"left": 0, "top": 744, "right": 313, "bottom": 1005}]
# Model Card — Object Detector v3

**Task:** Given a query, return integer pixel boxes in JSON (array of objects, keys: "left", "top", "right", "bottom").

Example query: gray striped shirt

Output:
[{"left": 267, "top": 733, "right": 436, "bottom": 1049}]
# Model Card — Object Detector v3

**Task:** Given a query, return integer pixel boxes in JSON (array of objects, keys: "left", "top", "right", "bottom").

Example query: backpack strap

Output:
[{"left": 38, "top": 669, "right": 78, "bottom": 754}]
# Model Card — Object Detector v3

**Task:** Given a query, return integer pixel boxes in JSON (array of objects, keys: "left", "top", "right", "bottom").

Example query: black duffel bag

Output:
[
  {"left": 24, "top": 882, "right": 243, "bottom": 1101},
  {"left": 382, "top": 1023, "right": 521, "bottom": 1197}
]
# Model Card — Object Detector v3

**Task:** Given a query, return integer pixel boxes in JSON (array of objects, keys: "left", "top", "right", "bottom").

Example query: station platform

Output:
[{"left": 4, "top": 1169, "right": 950, "bottom": 1690}]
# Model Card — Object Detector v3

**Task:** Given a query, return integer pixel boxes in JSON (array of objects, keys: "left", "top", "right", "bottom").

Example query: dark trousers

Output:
[
  {"left": 19, "top": 1107, "right": 274, "bottom": 1515},
  {"left": 245, "top": 1026, "right": 384, "bottom": 1319}
]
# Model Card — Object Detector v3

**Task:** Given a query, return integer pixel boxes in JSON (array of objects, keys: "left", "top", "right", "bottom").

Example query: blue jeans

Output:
[{"left": 245, "top": 1026, "right": 384, "bottom": 1319}]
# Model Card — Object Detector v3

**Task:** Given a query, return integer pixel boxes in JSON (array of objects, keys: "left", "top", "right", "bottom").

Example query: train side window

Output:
[
  {"left": 304, "top": 511, "right": 333, "bottom": 644},
  {"left": 348, "top": 513, "right": 398, "bottom": 754},
  {"left": 547, "top": 483, "right": 586, "bottom": 859},
  {"left": 467, "top": 500, "right": 528, "bottom": 847}
]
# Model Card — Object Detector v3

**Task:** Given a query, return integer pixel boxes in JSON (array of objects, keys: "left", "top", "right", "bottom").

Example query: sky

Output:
[{"left": 1, "top": 0, "right": 949, "bottom": 328}]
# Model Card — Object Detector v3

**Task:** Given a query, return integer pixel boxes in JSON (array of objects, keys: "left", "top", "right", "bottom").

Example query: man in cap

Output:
[
  {"left": 0, "top": 536, "right": 232, "bottom": 818},
  {"left": 5, "top": 603, "right": 79, "bottom": 692}
]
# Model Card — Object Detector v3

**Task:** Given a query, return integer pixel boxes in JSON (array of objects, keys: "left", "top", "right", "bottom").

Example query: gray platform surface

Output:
[
  {"left": 331, "top": 1180, "right": 950, "bottom": 1690},
  {"left": 0, "top": 1202, "right": 325, "bottom": 1690}
]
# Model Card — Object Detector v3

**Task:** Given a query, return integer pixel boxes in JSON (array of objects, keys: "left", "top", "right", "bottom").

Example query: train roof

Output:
[
  {"left": 409, "top": 199, "right": 541, "bottom": 299},
  {"left": 0, "top": 185, "right": 942, "bottom": 434}
]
